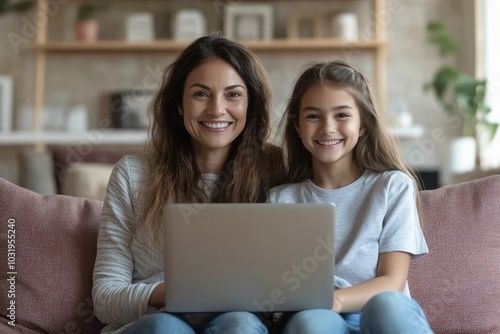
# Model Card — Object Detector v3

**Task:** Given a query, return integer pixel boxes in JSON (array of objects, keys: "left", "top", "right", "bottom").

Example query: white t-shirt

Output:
[{"left": 267, "top": 170, "right": 428, "bottom": 297}]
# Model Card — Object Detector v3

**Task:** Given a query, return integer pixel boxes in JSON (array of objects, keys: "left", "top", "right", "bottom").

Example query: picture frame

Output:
[
  {"left": 0, "top": 75, "right": 13, "bottom": 132},
  {"left": 125, "top": 13, "right": 155, "bottom": 41},
  {"left": 172, "top": 9, "right": 207, "bottom": 41},
  {"left": 109, "top": 90, "right": 155, "bottom": 129},
  {"left": 224, "top": 4, "right": 273, "bottom": 40},
  {"left": 286, "top": 11, "right": 323, "bottom": 39}
]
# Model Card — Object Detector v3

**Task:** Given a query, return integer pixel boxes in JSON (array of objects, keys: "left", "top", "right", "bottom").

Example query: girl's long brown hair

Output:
[
  {"left": 281, "top": 61, "right": 422, "bottom": 223},
  {"left": 142, "top": 33, "right": 285, "bottom": 245}
]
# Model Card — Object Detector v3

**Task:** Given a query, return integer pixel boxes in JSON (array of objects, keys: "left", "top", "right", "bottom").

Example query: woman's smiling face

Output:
[{"left": 181, "top": 58, "right": 248, "bottom": 157}]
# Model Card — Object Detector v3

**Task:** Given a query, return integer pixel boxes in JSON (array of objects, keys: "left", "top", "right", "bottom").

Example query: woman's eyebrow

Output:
[
  {"left": 189, "top": 83, "right": 210, "bottom": 90},
  {"left": 188, "top": 83, "right": 245, "bottom": 91},
  {"left": 224, "top": 84, "right": 245, "bottom": 91}
]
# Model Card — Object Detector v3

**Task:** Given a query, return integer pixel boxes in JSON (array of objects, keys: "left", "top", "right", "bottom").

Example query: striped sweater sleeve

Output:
[{"left": 92, "top": 155, "right": 159, "bottom": 327}]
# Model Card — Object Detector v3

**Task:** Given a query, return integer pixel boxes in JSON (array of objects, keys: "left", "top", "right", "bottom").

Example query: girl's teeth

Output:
[{"left": 318, "top": 140, "right": 340, "bottom": 145}]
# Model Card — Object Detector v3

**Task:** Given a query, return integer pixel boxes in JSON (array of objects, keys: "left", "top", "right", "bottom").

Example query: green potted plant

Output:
[
  {"left": 0, "top": 0, "right": 34, "bottom": 16},
  {"left": 425, "top": 21, "right": 497, "bottom": 171},
  {"left": 74, "top": 4, "right": 108, "bottom": 41}
]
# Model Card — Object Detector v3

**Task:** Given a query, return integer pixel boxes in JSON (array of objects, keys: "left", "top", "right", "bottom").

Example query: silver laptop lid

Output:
[{"left": 163, "top": 203, "right": 335, "bottom": 313}]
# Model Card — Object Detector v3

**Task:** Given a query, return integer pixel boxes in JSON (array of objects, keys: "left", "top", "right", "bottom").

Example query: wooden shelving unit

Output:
[
  {"left": 1, "top": 0, "right": 388, "bottom": 147},
  {"left": 32, "top": 38, "right": 384, "bottom": 52}
]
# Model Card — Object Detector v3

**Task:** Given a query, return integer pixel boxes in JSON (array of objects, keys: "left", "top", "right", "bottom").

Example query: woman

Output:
[{"left": 92, "top": 33, "right": 285, "bottom": 334}]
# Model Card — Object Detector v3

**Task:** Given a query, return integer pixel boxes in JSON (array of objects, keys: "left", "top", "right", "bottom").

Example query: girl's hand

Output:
[
  {"left": 333, "top": 289, "right": 346, "bottom": 313},
  {"left": 148, "top": 282, "right": 165, "bottom": 308},
  {"left": 333, "top": 293, "right": 341, "bottom": 313},
  {"left": 331, "top": 252, "right": 411, "bottom": 313}
]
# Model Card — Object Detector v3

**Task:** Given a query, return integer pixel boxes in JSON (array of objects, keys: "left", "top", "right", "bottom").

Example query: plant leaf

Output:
[
  {"left": 427, "top": 22, "right": 446, "bottom": 33},
  {"left": 426, "top": 21, "right": 459, "bottom": 55},
  {"left": 1, "top": 0, "right": 34, "bottom": 14},
  {"left": 482, "top": 123, "right": 499, "bottom": 142},
  {"left": 455, "top": 77, "right": 490, "bottom": 119},
  {"left": 431, "top": 67, "right": 459, "bottom": 111}
]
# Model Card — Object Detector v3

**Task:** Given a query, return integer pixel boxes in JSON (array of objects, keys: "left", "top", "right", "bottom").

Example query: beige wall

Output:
[{"left": 0, "top": 0, "right": 479, "bottom": 185}]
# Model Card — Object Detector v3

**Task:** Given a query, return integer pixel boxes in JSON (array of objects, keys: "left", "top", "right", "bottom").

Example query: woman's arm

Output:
[
  {"left": 333, "top": 251, "right": 411, "bottom": 313},
  {"left": 92, "top": 155, "right": 161, "bottom": 325},
  {"left": 149, "top": 283, "right": 165, "bottom": 308}
]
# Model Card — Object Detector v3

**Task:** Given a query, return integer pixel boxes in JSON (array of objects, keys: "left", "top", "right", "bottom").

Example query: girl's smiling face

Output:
[{"left": 296, "top": 84, "right": 365, "bottom": 173}]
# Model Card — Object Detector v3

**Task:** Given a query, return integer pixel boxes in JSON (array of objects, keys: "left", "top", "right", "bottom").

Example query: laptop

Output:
[{"left": 162, "top": 203, "right": 335, "bottom": 313}]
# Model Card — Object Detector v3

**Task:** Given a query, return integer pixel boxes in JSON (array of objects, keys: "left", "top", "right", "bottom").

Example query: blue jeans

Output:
[
  {"left": 282, "top": 291, "right": 433, "bottom": 334},
  {"left": 125, "top": 311, "right": 268, "bottom": 334}
]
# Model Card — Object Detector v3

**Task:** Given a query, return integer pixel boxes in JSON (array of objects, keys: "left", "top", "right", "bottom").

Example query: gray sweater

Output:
[{"left": 92, "top": 154, "right": 218, "bottom": 333}]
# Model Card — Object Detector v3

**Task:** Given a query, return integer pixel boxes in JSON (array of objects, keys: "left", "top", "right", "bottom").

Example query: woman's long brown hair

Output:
[{"left": 142, "top": 33, "right": 285, "bottom": 245}]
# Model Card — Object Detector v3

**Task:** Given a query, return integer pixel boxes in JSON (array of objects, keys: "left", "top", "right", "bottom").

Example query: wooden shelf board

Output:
[
  {"left": 0, "top": 126, "right": 422, "bottom": 146},
  {"left": 0, "top": 130, "right": 148, "bottom": 146},
  {"left": 31, "top": 39, "right": 385, "bottom": 53}
]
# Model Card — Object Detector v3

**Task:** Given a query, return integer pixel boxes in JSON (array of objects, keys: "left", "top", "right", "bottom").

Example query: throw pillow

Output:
[{"left": 0, "top": 177, "right": 105, "bottom": 333}]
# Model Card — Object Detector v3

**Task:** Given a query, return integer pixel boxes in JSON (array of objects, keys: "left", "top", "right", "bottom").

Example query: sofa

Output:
[{"left": 1, "top": 175, "right": 500, "bottom": 333}]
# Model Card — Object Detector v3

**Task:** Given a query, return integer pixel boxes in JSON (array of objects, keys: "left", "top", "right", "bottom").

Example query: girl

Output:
[
  {"left": 92, "top": 33, "right": 285, "bottom": 334},
  {"left": 268, "top": 61, "right": 433, "bottom": 334}
]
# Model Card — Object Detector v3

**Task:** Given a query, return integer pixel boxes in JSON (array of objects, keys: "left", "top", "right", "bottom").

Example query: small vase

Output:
[
  {"left": 446, "top": 136, "right": 476, "bottom": 174},
  {"left": 331, "top": 12, "right": 358, "bottom": 41},
  {"left": 75, "top": 20, "right": 99, "bottom": 41}
]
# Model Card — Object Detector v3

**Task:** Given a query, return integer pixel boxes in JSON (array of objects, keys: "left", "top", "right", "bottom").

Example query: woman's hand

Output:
[{"left": 148, "top": 282, "right": 165, "bottom": 308}]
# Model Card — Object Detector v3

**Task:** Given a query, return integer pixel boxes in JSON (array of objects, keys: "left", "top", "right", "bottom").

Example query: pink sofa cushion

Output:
[
  {"left": 409, "top": 175, "right": 500, "bottom": 334},
  {"left": 0, "top": 177, "right": 105, "bottom": 333}
]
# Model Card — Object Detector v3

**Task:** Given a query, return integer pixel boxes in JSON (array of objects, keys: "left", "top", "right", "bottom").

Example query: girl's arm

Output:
[{"left": 333, "top": 251, "right": 411, "bottom": 313}]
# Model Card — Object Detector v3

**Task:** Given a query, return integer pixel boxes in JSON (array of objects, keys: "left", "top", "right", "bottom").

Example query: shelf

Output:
[
  {"left": 0, "top": 126, "right": 423, "bottom": 146},
  {"left": 0, "top": 130, "right": 148, "bottom": 146},
  {"left": 19, "top": 0, "right": 386, "bottom": 149},
  {"left": 388, "top": 125, "right": 425, "bottom": 139},
  {"left": 31, "top": 39, "right": 385, "bottom": 53}
]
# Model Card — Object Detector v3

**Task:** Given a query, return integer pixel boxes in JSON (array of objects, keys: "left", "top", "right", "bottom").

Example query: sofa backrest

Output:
[
  {"left": 2, "top": 174, "right": 500, "bottom": 333},
  {"left": 0, "top": 177, "right": 105, "bottom": 333},
  {"left": 409, "top": 175, "right": 500, "bottom": 334}
]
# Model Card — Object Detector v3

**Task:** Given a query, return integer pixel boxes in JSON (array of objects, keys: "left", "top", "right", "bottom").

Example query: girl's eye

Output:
[
  {"left": 305, "top": 114, "right": 319, "bottom": 119},
  {"left": 336, "top": 113, "right": 349, "bottom": 118},
  {"left": 193, "top": 91, "right": 208, "bottom": 97}
]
